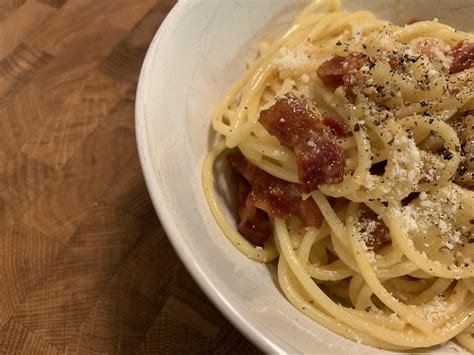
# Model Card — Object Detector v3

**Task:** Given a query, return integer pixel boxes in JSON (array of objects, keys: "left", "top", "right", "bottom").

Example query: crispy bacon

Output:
[
  {"left": 450, "top": 40, "right": 474, "bottom": 73},
  {"left": 298, "top": 198, "right": 323, "bottom": 228},
  {"left": 317, "top": 53, "right": 367, "bottom": 100},
  {"left": 259, "top": 93, "right": 346, "bottom": 193},
  {"left": 323, "top": 117, "right": 350, "bottom": 138},
  {"left": 232, "top": 164, "right": 272, "bottom": 245},
  {"left": 295, "top": 142, "right": 346, "bottom": 192},
  {"left": 317, "top": 55, "right": 347, "bottom": 87},
  {"left": 408, "top": 38, "right": 455, "bottom": 72},
  {"left": 414, "top": 38, "right": 449, "bottom": 62},
  {"left": 317, "top": 53, "right": 366, "bottom": 87},
  {"left": 237, "top": 202, "right": 271, "bottom": 246},
  {"left": 359, "top": 205, "right": 391, "bottom": 252},
  {"left": 342, "top": 72, "right": 358, "bottom": 101},
  {"left": 228, "top": 152, "right": 323, "bottom": 245}
]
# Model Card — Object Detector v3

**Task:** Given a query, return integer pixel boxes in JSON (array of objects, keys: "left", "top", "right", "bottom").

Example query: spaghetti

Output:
[{"left": 202, "top": 0, "right": 474, "bottom": 351}]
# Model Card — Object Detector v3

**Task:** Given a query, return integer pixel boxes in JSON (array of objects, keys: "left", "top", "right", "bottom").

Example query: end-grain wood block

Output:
[{"left": 0, "top": 0, "right": 261, "bottom": 353}]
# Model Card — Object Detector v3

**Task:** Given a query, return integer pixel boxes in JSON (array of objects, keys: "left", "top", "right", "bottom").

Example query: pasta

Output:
[{"left": 202, "top": 0, "right": 474, "bottom": 351}]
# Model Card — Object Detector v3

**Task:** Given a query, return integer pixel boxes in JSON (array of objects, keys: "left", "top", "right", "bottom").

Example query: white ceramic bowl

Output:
[{"left": 136, "top": 1, "right": 473, "bottom": 353}]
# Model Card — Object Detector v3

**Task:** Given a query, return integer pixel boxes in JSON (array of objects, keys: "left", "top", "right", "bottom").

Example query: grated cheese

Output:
[
  {"left": 275, "top": 46, "right": 311, "bottom": 70},
  {"left": 300, "top": 73, "right": 310, "bottom": 83},
  {"left": 382, "top": 136, "right": 423, "bottom": 196},
  {"left": 410, "top": 295, "right": 456, "bottom": 324}
]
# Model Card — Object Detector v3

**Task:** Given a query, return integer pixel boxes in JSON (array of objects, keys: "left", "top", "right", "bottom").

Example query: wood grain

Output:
[{"left": 0, "top": 1, "right": 261, "bottom": 353}]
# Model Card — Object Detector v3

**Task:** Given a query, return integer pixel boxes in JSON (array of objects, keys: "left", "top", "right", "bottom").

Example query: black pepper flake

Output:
[
  {"left": 367, "top": 58, "right": 375, "bottom": 69},
  {"left": 420, "top": 101, "right": 428, "bottom": 107},
  {"left": 353, "top": 123, "right": 361, "bottom": 132},
  {"left": 407, "top": 54, "right": 420, "bottom": 63},
  {"left": 458, "top": 165, "right": 467, "bottom": 176},
  {"left": 336, "top": 40, "right": 342, "bottom": 46},
  {"left": 443, "top": 150, "right": 453, "bottom": 160},
  {"left": 469, "top": 219, "right": 474, "bottom": 224},
  {"left": 428, "top": 118, "right": 434, "bottom": 124}
]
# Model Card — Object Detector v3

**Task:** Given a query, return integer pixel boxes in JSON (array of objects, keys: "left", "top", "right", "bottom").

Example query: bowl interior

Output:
[{"left": 136, "top": 1, "right": 473, "bottom": 353}]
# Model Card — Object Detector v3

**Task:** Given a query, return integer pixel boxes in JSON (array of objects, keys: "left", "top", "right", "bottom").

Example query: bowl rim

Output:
[{"left": 135, "top": 1, "right": 289, "bottom": 353}]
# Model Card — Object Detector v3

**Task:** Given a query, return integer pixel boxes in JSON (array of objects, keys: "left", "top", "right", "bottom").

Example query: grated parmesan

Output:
[
  {"left": 410, "top": 295, "right": 456, "bottom": 324},
  {"left": 275, "top": 46, "right": 311, "bottom": 70}
]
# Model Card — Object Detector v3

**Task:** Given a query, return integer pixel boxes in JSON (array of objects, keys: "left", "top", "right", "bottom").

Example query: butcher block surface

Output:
[{"left": 0, "top": 0, "right": 260, "bottom": 353}]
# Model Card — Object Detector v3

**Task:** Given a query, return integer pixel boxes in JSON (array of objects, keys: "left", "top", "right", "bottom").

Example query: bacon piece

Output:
[
  {"left": 232, "top": 166, "right": 271, "bottom": 245},
  {"left": 342, "top": 72, "right": 358, "bottom": 101},
  {"left": 317, "top": 53, "right": 366, "bottom": 87},
  {"left": 238, "top": 203, "right": 271, "bottom": 247},
  {"left": 229, "top": 152, "right": 300, "bottom": 219},
  {"left": 295, "top": 142, "right": 346, "bottom": 191},
  {"left": 359, "top": 205, "right": 391, "bottom": 252},
  {"left": 237, "top": 209, "right": 270, "bottom": 246},
  {"left": 317, "top": 53, "right": 367, "bottom": 100},
  {"left": 259, "top": 94, "right": 321, "bottom": 147},
  {"left": 228, "top": 152, "right": 323, "bottom": 244},
  {"left": 323, "top": 117, "right": 350, "bottom": 138},
  {"left": 450, "top": 40, "right": 474, "bottom": 73},
  {"left": 259, "top": 93, "right": 346, "bottom": 193},
  {"left": 298, "top": 198, "right": 323, "bottom": 228},
  {"left": 414, "top": 38, "right": 449, "bottom": 62},
  {"left": 317, "top": 55, "right": 347, "bottom": 87}
]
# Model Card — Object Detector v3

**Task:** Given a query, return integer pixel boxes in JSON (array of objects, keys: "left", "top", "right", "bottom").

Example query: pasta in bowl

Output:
[{"left": 203, "top": 0, "right": 474, "bottom": 351}]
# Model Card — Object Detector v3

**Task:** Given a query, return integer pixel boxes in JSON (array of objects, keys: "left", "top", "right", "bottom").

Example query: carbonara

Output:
[{"left": 202, "top": 0, "right": 474, "bottom": 351}]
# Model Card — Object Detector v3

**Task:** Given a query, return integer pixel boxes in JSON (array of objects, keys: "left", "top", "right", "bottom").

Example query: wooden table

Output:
[{"left": 0, "top": 1, "right": 260, "bottom": 353}]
